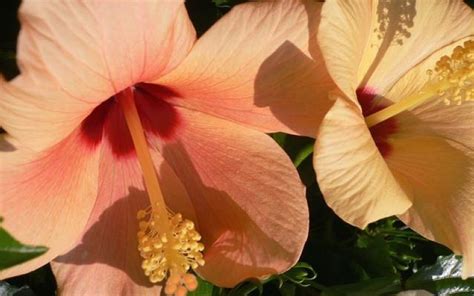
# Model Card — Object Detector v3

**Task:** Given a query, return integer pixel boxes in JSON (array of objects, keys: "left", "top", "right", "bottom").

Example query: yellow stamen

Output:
[
  {"left": 365, "top": 39, "right": 473, "bottom": 128},
  {"left": 118, "top": 88, "right": 204, "bottom": 295}
]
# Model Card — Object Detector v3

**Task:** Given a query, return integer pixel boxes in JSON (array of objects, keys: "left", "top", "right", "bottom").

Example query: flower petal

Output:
[
  {"left": 384, "top": 47, "right": 474, "bottom": 276},
  {"left": 51, "top": 142, "right": 195, "bottom": 294},
  {"left": 17, "top": 0, "right": 195, "bottom": 98},
  {"left": 384, "top": 37, "right": 474, "bottom": 150},
  {"left": 160, "top": 108, "right": 308, "bottom": 287},
  {"left": 0, "top": 77, "right": 94, "bottom": 151},
  {"left": 317, "top": 0, "right": 373, "bottom": 99},
  {"left": 318, "top": 0, "right": 473, "bottom": 97},
  {"left": 313, "top": 96, "right": 411, "bottom": 228},
  {"left": 0, "top": 130, "right": 100, "bottom": 279},
  {"left": 51, "top": 146, "right": 152, "bottom": 295},
  {"left": 359, "top": 35, "right": 474, "bottom": 277},
  {"left": 2, "top": 1, "right": 195, "bottom": 151},
  {"left": 363, "top": 0, "right": 473, "bottom": 93},
  {"left": 387, "top": 135, "right": 474, "bottom": 278},
  {"left": 157, "top": 0, "right": 335, "bottom": 137}
]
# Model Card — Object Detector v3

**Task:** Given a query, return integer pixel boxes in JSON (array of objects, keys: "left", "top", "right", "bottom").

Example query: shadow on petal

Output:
[
  {"left": 0, "top": 137, "right": 16, "bottom": 152},
  {"left": 388, "top": 111, "right": 473, "bottom": 264},
  {"left": 161, "top": 143, "right": 295, "bottom": 288},
  {"left": 54, "top": 142, "right": 293, "bottom": 289},
  {"left": 254, "top": 40, "right": 334, "bottom": 137},
  {"left": 54, "top": 187, "right": 152, "bottom": 287}
]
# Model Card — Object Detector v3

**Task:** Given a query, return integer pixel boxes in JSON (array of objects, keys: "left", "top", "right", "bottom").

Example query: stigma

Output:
[
  {"left": 117, "top": 87, "right": 205, "bottom": 295},
  {"left": 365, "top": 39, "right": 473, "bottom": 128}
]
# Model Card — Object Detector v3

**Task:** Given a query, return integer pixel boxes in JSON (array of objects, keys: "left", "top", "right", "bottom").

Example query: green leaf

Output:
[
  {"left": 361, "top": 217, "right": 422, "bottom": 273},
  {"left": 405, "top": 255, "right": 474, "bottom": 295},
  {"left": 271, "top": 132, "right": 287, "bottom": 147},
  {"left": 280, "top": 262, "right": 317, "bottom": 287},
  {"left": 222, "top": 262, "right": 318, "bottom": 296},
  {"left": 0, "top": 220, "right": 48, "bottom": 270},
  {"left": 292, "top": 143, "right": 313, "bottom": 168},
  {"left": 0, "top": 50, "right": 15, "bottom": 61},
  {"left": 212, "top": 0, "right": 228, "bottom": 6},
  {"left": 188, "top": 277, "right": 217, "bottom": 296},
  {"left": 270, "top": 133, "right": 315, "bottom": 168},
  {"left": 0, "top": 281, "right": 35, "bottom": 296},
  {"left": 319, "top": 275, "right": 401, "bottom": 296},
  {"left": 226, "top": 280, "right": 264, "bottom": 296},
  {"left": 278, "top": 283, "right": 297, "bottom": 296},
  {"left": 212, "top": 0, "right": 247, "bottom": 8},
  {"left": 352, "top": 235, "right": 397, "bottom": 277}
]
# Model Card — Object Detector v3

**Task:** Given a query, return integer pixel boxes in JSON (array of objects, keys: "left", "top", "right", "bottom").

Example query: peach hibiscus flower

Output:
[
  {"left": 0, "top": 0, "right": 335, "bottom": 295},
  {"left": 313, "top": 0, "right": 473, "bottom": 277}
]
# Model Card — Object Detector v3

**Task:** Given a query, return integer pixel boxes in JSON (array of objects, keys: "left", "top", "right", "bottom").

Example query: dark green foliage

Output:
[
  {"left": 3, "top": 265, "right": 57, "bottom": 296},
  {"left": 0, "top": 281, "right": 35, "bottom": 296},
  {"left": 188, "top": 278, "right": 218, "bottom": 296},
  {"left": 212, "top": 0, "right": 246, "bottom": 8},
  {"left": 0, "top": 219, "right": 48, "bottom": 271},
  {"left": 0, "top": 0, "right": 20, "bottom": 80},
  {"left": 319, "top": 276, "right": 401, "bottom": 296},
  {"left": 406, "top": 255, "right": 474, "bottom": 295},
  {"left": 190, "top": 262, "right": 318, "bottom": 296}
]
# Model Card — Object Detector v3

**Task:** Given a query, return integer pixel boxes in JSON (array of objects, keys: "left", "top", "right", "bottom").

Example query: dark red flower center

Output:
[
  {"left": 80, "top": 83, "right": 182, "bottom": 158},
  {"left": 356, "top": 88, "right": 398, "bottom": 158}
]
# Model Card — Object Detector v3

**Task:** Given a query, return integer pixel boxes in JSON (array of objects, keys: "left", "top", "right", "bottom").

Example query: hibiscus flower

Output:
[
  {"left": 313, "top": 0, "right": 473, "bottom": 277},
  {"left": 0, "top": 0, "right": 335, "bottom": 294}
]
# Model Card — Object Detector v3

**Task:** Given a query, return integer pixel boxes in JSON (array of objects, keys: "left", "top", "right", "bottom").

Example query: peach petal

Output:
[
  {"left": 362, "top": 0, "right": 473, "bottom": 93},
  {"left": 157, "top": 0, "right": 335, "bottom": 137},
  {"left": 160, "top": 108, "right": 308, "bottom": 287},
  {"left": 384, "top": 37, "right": 474, "bottom": 150},
  {"left": 0, "top": 77, "right": 95, "bottom": 151},
  {"left": 313, "top": 96, "right": 411, "bottom": 228},
  {"left": 2, "top": 1, "right": 195, "bottom": 151},
  {"left": 380, "top": 36, "right": 474, "bottom": 277},
  {"left": 0, "top": 130, "right": 100, "bottom": 279},
  {"left": 17, "top": 0, "right": 195, "bottom": 98},
  {"left": 317, "top": 0, "right": 372, "bottom": 100},
  {"left": 318, "top": 0, "right": 473, "bottom": 98},
  {"left": 387, "top": 130, "right": 474, "bottom": 278},
  {"left": 51, "top": 142, "right": 195, "bottom": 294}
]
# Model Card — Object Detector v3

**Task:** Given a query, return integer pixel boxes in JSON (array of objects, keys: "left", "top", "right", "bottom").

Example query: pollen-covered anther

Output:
[
  {"left": 136, "top": 205, "right": 205, "bottom": 295},
  {"left": 427, "top": 39, "right": 474, "bottom": 106},
  {"left": 164, "top": 273, "right": 199, "bottom": 296},
  {"left": 366, "top": 39, "right": 474, "bottom": 128}
]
